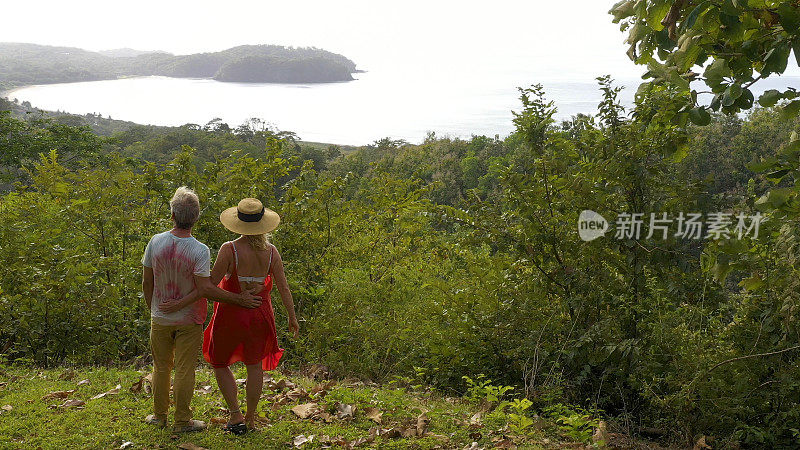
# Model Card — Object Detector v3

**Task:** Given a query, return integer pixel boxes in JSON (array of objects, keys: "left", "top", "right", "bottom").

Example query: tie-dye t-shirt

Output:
[{"left": 142, "top": 231, "right": 211, "bottom": 326}]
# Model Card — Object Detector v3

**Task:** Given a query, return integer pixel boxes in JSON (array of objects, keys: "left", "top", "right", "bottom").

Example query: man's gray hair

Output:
[{"left": 170, "top": 186, "right": 200, "bottom": 230}]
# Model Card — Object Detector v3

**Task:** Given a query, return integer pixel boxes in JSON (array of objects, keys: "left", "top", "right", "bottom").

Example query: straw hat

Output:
[{"left": 219, "top": 198, "right": 280, "bottom": 235}]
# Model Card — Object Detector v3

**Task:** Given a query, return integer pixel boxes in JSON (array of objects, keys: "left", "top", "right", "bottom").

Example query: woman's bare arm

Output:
[
  {"left": 210, "top": 242, "right": 232, "bottom": 286},
  {"left": 271, "top": 245, "right": 299, "bottom": 338}
]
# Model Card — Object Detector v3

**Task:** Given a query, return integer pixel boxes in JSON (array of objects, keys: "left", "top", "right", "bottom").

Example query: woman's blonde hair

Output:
[{"left": 244, "top": 233, "right": 271, "bottom": 251}]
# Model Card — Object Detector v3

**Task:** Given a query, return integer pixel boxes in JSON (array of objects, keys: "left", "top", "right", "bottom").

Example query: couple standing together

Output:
[{"left": 141, "top": 187, "right": 300, "bottom": 435}]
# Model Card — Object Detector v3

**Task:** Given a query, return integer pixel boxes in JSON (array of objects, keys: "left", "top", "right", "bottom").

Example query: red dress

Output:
[{"left": 202, "top": 242, "right": 284, "bottom": 370}]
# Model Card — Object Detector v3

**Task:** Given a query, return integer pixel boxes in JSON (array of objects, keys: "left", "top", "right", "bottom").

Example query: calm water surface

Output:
[{"left": 6, "top": 71, "right": 799, "bottom": 145}]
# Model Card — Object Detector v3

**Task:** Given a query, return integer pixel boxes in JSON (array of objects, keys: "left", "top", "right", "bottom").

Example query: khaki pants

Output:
[{"left": 150, "top": 321, "right": 203, "bottom": 426}]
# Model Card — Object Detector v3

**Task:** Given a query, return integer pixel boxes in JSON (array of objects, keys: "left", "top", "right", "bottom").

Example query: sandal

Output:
[{"left": 223, "top": 422, "right": 248, "bottom": 435}]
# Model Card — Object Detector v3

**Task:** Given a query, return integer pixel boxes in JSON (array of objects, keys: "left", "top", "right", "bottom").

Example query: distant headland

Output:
[{"left": 0, "top": 43, "right": 359, "bottom": 91}]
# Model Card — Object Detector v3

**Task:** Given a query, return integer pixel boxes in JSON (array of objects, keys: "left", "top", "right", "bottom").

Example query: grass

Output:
[{"left": 0, "top": 364, "right": 599, "bottom": 450}]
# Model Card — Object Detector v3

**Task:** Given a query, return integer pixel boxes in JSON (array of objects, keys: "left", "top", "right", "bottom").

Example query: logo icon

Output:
[{"left": 578, "top": 210, "right": 608, "bottom": 242}]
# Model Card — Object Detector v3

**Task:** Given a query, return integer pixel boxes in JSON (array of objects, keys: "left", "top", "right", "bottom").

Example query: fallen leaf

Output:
[
  {"left": 308, "top": 364, "right": 329, "bottom": 379},
  {"left": 252, "top": 416, "right": 271, "bottom": 428},
  {"left": 130, "top": 377, "right": 143, "bottom": 393},
  {"left": 210, "top": 417, "right": 227, "bottom": 425},
  {"left": 309, "top": 380, "right": 336, "bottom": 397},
  {"left": 268, "top": 378, "right": 296, "bottom": 390},
  {"left": 416, "top": 412, "right": 430, "bottom": 436},
  {"left": 364, "top": 407, "right": 383, "bottom": 424},
  {"left": 42, "top": 390, "right": 75, "bottom": 400},
  {"left": 291, "top": 402, "right": 321, "bottom": 419},
  {"left": 143, "top": 374, "right": 153, "bottom": 394},
  {"left": 593, "top": 420, "right": 609, "bottom": 445},
  {"left": 235, "top": 378, "right": 247, "bottom": 386},
  {"left": 379, "top": 427, "right": 402, "bottom": 439},
  {"left": 58, "top": 399, "right": 85, "bottom": 409},
  {"left": 336, "top": 402, "right": 355, "bottom": 419},
  {"left": 316, "top": 411, "right": 335, "bottom": 423},
  {"left": 177, "top": 443, "right": 208, "bottom": 450},
  {"left": 292, "top": 434, "right": 313, "bottom": 448},
  {"left": 195, "top": 385, "right": 213, "bottom": 395},
  {"left": 58, "top": 369, "right": 76, "bottom": 381},
  {"left": 400, "top": 426, "right": 417, "bottom": 438},
  {"left": 286, "top": 388, "right": 308, "bottom": 401},
  {"left": 348, "top": 437, "right": 368, "bottom": 448},
  {"left": 470, "top": 432, "right": 483, "bottom": 441},
  {"left": 428, "top": 433, "right": 450, "bottom": 443},
  {"left": 91, "top": 384, "right": 121, "bottom": 400},
  {"left": 341, "top": 378, "right": 364, "bottom": 387},
  {"left": 318, "top": 434, "right": 345, "bottom": 448},
  {"left": 119, "top": 442, "right": 133, "bottom": 449},
  {"left": 463, "top": 442, "right": 483, "bottom": 450},
  {"left": 469, "top": 411, "right": 482, "bottom": 426},
  {"left": 264, "top": 391, "right": 293, "bottom": 408},
  {"left": 694, "top": 436, "right": 711, "bottom": 450},
  {"left": 492, "top": 437, "right": 516, "bottom": 449},
  {"left": 77, "top": 379, "right": 90, "bottom": 387},
  {"left": 1, "top": 404, "right": 12, "bottom": 412},
  {"left": 349, "top": 429, "right": 377, "bottom": 448}
]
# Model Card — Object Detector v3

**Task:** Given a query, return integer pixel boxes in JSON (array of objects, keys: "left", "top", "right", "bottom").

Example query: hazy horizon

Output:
[
  {"left": 1, "top": 1, "right": 649, "bottom": 82},
  {"left": 3, "top": 0, "right": 798, "bottom": 144},
  {"left": 3, "top": 1, "right": 798, "bottom": 81}
]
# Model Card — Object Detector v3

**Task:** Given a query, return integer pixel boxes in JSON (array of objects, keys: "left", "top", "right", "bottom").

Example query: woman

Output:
[{"left": 161, "top": 198, "right": 299, "bottom": 434}]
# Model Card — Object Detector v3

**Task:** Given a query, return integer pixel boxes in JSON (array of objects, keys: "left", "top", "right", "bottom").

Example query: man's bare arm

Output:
[
  {"left": 270, "top": 247, "right": 299, "bottom": 338},
  {"left": 142, "top": 266, "right": 154, "bottom": 310}
]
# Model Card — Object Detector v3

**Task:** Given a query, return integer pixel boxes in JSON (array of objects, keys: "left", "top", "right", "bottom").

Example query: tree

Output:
[
  {"left": 0, "top": 111, "right": 104, "bottom": 177},
  {"left": 610, "top": 0, "right": 800, "bottom": 124}
]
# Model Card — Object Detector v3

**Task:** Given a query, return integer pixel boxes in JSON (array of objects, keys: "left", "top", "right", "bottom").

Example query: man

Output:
[{"left": 141, "top": 186, "right": 262, "bottom": 433}]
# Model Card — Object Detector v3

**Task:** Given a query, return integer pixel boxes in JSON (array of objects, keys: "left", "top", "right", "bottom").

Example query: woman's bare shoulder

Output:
[
  {"left": 267, "top": 243, "right": 281, "bottom": 262},
  {"left": 216, "top": 241, "right": 235, "bottom": 257}
]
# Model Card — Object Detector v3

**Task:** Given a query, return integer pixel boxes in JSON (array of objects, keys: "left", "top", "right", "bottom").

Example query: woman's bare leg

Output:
[
  {"left": 244, "top": 363, "right": 263, "bottom": 427},
  {"left": 214, "top": 366, "right": 245, "bottom": 425}
]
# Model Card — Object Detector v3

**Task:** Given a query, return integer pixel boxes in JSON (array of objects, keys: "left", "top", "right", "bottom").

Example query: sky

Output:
[
  {"left": 0, "top": 0, "right": 648, "bottom": 81},
  {"left": 2, "top": 0, "right": 797, "bottom": 143}
]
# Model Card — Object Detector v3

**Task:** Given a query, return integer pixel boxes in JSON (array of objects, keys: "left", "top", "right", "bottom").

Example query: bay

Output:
[{"left": 5, "top": 71, "right": 798, "bottom": 146}]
